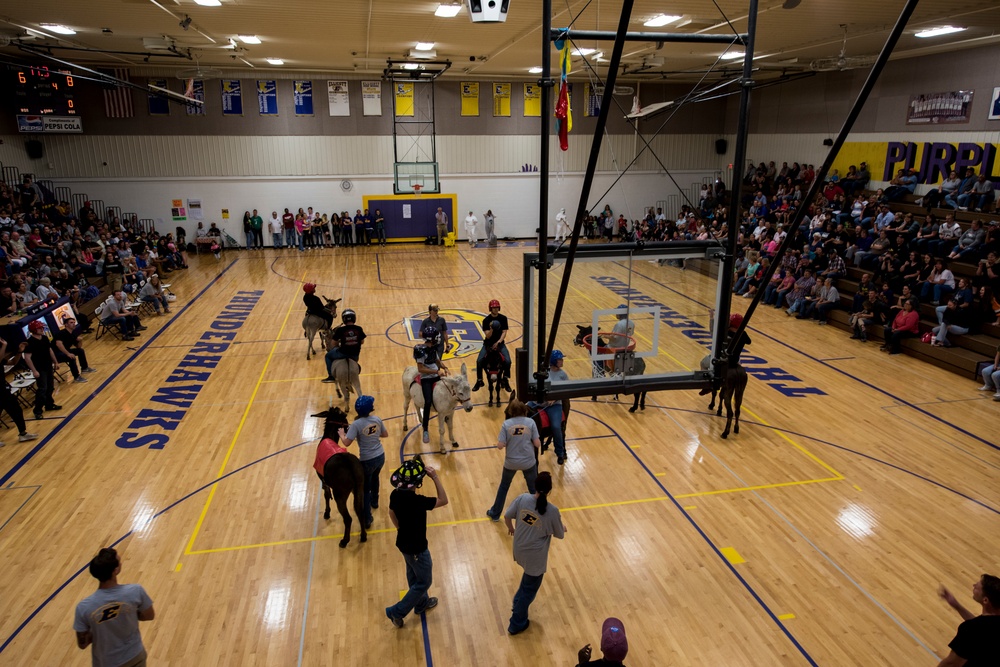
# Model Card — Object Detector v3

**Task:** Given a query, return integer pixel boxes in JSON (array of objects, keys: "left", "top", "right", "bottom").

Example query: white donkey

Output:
[{"left": 401, "top": 363, "right": 474, "bottom": 454}]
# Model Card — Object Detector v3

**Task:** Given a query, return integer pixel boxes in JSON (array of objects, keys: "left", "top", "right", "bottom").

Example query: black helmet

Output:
[
  {"left": 421, "top": 324, "right": 440, "bottom": 344},
  {"left": 342, "top": 309, "right": 356, "bottom": 324}
]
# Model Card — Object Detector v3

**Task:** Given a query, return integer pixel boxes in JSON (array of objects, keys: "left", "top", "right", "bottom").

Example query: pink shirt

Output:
[
  {"left": 294, "top": 218, "right": 306, "bottom": 233},
  {"left": 892, "top": 310, "right": 920, "bottom": 334}
]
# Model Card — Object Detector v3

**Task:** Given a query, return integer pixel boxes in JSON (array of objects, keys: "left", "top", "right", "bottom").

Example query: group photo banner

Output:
[
  {"left": 363, "top": 81, "right": 382, "bottom": 116},
  {"left": 493, "top": 83, "right": 510, "bottom": 117},
  {"left": 257, "top": 80, "right": 278, "bottom": 115},
  {"left": 328, "top": 80, "right": 350, "bottom": 116},
  {"left": 221, "top": 80, "right": 243, "bottom": 115},
  {"left": 461, "top": 82, "right": 479, "bottom": 117},
  {"left": 294, "top": 80, "right": 314, "bottom": 115}
]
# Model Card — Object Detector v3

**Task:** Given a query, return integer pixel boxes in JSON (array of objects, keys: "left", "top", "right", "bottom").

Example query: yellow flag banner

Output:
[
  {"left": 493, "top": 83, "right": 511, "bottom": 117},
  {"left": 395, "top": 82, "right": 414, "bottom": 117},
  {"left": 461, "top": 82, "right": 480, "bottom": 117},
  {"left": 523, "top": 83, "right": 541, "bottom": 117}
]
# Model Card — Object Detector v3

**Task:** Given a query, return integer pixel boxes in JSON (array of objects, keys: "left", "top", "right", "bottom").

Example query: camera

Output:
[{"left": 467, "top": 0, "right": 510, "bottom": 23}]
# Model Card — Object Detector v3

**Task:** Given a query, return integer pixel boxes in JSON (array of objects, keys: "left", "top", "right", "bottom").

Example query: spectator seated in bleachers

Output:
[
  {"left": 881, "top": 299, "right": 920, "bottom": 354},
  {"left": 947, "top": 219, "right": 985, "bottom": 261},
  {"left": 958, "top": 174, "right": 995, "bottom": 213},
  {"left": 919, "top": 259, "right": 956, "bottom": 305},
  {"left": 921, "top": 170, "right": 961, "bottom": 211},
  {"left": 884, "top": 168, "right": 919, "bottom": 202}
]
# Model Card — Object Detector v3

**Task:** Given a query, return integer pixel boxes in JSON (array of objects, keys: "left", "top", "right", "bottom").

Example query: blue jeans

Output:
[
  {"left": 325, "top": 348, "right": 356, "bottom": 376},
  {"left": 284, "top": 228, "right": 296, "bottom": 247},
  {"left": 488, "top": 466, "right": 537, "bottom": 518},
  {"left": 361, "top": 454, "right": 384, "bottom": 524},
  {"left": 920, "top": 282, "right": 953, "bottom": 304},
  {"left": 297, "top": 231, "right": 305, "bottom": 252},
  {"left": 509, "top": 572, "right": 544, "bottom": 633},
  {"left": 272, "top": 232, "right": 283, "bottom": 248},
  {"left": 387, "top": 550, "right": 433, "bottom": 619},
  {"left": 981, "top": 364, "right": 1000, "bottom": 391},
  {"left": 476, "top": 343, "right": 511, "bottom": 382},
  {"left": 541, "top": 402, "right": 565, "bottom": 458}
]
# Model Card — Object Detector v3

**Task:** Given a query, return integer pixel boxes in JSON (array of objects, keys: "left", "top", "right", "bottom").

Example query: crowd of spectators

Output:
[{"left": 229, "top": 207, "right": 389, "bottom": 251}]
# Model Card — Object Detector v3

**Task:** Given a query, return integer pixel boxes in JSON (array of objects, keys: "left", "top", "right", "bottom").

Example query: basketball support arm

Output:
[{"left": 725, "top": 0, "right": 920, "bottom": 357}]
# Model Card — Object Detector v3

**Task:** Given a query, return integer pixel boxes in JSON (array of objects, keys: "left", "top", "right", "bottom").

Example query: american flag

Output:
[{"left": 102, "top": 68, "right": 135, "bottom": 118}]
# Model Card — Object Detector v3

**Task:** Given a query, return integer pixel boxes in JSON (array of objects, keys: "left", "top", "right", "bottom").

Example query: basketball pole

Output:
[{"left": 726, "top": 0, "right": 921, "bottom": 355}]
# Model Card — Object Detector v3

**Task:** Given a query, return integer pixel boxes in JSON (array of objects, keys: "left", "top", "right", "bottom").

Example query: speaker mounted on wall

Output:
[
  {"left": 715, "top": 139, "right": 728, "bottom": 155},
  {"left": 25, "top": 140, "right": 44, "bottom": 160}
]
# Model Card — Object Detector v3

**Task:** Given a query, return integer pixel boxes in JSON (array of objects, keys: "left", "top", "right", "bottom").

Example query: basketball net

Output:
[{"left": 412, "top": 184, "right": 423, "bottom": 197}]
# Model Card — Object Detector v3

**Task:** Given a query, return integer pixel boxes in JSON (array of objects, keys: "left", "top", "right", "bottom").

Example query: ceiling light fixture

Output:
[
  {"left": 720, "top": 51, "right": 745, "bottom": 60},
  {"left": 434, "top": 3, "right": 462, "bottom": 18},
  {"left": 415, "top": 41, "right": 435, "bottom": 51},
  {"left": 265, "top": 58, "right": 284, "bottom": 65},
  {"left": 194, "top": 0, "right": 222, "bottom": 6},
  {"left": 40, "top": 23, "right": 76, "bottom": 35},
  {"left": 402, "top": 63, "right": 420, "bottom": 70},
  {"left": 644, "top": 14, "right": 682, "bottom": 27},
  {"left": 226, "top": 38, "right": 237, "bottom": 49},
  {"left": 571, "top": 47, "right": 598, "bottom": 56},
  {"left": 528, "top": 66, "right": 543, "bottom": 74},
  {"left": 914, "top": 25, "right": 966, "bottom": 38},
  {"left": 238, "top": 35, "right": 261, "bottom": 44}
]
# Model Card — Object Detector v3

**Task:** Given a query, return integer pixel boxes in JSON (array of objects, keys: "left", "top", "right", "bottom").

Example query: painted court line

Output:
[
  {"left": 0, "top": 259, "right": 240, "bottom": 488},
  {"left": 296, "top": 491, "right": 322, "bottom": 667},
  {"left": 0, "top": 484, "right": 42, "bottom": 534}
]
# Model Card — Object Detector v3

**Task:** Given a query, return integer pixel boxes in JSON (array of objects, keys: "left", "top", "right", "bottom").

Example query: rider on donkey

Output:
[
  {"left": 414, "top": 324, "right": 450, "bottom": 444},
  {"left": 323, "top": 308, "right": 367, "bottom": 383},
  {"left": 472, "top": 299, "right": 512, "bottom": 393},
  {"left": 303, "top": 283, "right": 334, "bottom": 329},
  {"left": 700, "top": 313, "right": 752, "bottom": 395}
]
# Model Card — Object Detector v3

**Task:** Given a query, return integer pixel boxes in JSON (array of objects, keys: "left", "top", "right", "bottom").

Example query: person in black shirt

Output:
[
  {"left": 0, "top": 337, "right": 37, "bottom": 445},
  {"left": 937, "top": 574, "right": 1000, "bottom": 667},
  {"left": 23, "top": 320, "right": 62, "bottom": 419},
  {"left": 54, "top": 316, "right": 96, "bottom": 382},
  {"left": 0, "top": 284, "right": 16, "bottom": 316},
  {"left": 324, "top": 309, "right": 367, "bottom": 380},
  {"left": 385, "top": 458, "right": 448, "bottom": 628},
  {"left": 301, "top": 282, "right": 333, "bottom": 328},
  {"left": 412, "top": 325, "right": 450, "bottom": 444},
  {"left": 473, "top": 299, "right": 511, "bottom": 392}
]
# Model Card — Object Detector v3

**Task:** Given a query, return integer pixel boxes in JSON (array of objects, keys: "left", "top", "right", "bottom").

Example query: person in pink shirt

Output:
[
  {"left": 294, "top": 213, "right": 306, "bottom": 252},
  {"left": 881, "top": 299, "right": 919, "bottom": 354}
]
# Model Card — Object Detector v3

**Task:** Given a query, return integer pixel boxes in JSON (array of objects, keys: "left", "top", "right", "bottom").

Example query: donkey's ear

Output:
[
  {"left": 576, "top": 324, "right": 586, "bottom": 331},
  {"left": 460, "top": 362, "right": 468, "bottom": 376},
  {"left": 311, "top": 410, "right": 331, "bottom": 418}
]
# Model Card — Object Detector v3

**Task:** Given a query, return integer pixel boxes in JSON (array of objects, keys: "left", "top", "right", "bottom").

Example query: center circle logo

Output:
[{"left": 403, "top": 309, "right": 487, "bottom": 359}]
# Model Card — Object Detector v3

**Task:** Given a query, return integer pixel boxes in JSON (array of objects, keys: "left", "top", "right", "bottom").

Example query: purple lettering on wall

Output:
[
  {"left": 926, "top": 142, "right": 957, "bottom": 183},
  {"left": 955, "top": 143, "right": 983, "bottom": 174},
  {"left": 884, "top": 142, "right": 907, "bottom": 180}
]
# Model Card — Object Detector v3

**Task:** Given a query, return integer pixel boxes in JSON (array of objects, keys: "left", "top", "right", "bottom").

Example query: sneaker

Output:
[
  {"left": 993, "top": 394, "right": 1000, "bottom": 401},
  {"left": 385, "top": 608, "right": 404, "bottom": 628},
  {"left": 321, "top": 376, "right": 336, "bottom": 383},
  {"left": 47, "top": 404, "right": 63, "bottom": 411},
  {"left": 33, "top": 413, "right": 43, "bottom": 420},
  {"left": 472, "top": 381, "right": 484, "bottom": 391},
  {"left": 18, "top": 433, "right": 37, "bottom": 442},
  {"left": 123, "top": 336, "right": 136, "bottom": 341},
  {"left": 557, "top": 455, "right": 566, "bottom": 465},
  {"left": 422, "top": 430, "right": 430, "bottom": 444},
  {"left": 508, "top": 619, "right": 530, "bottom": 635},
  {"left": 978, "top": 385, "right": 992, "bottom": 391},
  {"left": 136, "top": 325, "right": 149, "bottom": 331},
  {"left": 416, "top": 597, "right": 438, "bottom": 614},
  {"left": 73, "top": 376, "right": 89, "bottom": 383},
  {"left": 486, "top": 510, "right": 500, "bottom": 522},
  {"left": 82, "top": 367, "right": 97, "bottom": 373}
]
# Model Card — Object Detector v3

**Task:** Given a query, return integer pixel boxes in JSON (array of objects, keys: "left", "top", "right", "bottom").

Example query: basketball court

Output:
[{"left": 0, "top": 244, "right": 996, "bottom": 665}]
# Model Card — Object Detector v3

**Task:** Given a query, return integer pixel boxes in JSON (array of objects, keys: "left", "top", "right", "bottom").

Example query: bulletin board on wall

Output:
[{"left": 363, "top": 194, "right": 457, "bottom": 241}]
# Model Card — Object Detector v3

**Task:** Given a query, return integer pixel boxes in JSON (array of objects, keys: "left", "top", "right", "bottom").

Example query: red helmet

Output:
[
  {"left": 729, "top": 313, "right": 744, "bottom": 328},
  {"left": 489, "top": 299, "right": 501, "bottom": 309},
  {"left": 28, "top": 320, "right": 45, "bottom": 333},
  {"left": 303, "top": 283, "right": 316, "bottom": 294}
]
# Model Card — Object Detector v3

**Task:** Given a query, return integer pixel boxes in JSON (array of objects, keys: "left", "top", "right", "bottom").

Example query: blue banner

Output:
[
  {"left": 257, "top": 80, "right": 278, "bottom": 115},
  {"left": 294, "top": 80, "right": 313, "bottom": 115},
  {"left": 148, "top": 79, "right": 170, "bottom": 115},
  {"left": 221, "top": 79, "right": 243, "bottom": 115},
  {"left": 185, "top": 79, "right": 205, "bottom": 116}
]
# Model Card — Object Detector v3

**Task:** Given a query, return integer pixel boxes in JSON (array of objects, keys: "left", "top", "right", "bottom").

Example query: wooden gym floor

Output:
[{"left": 0, "top": 244, "right": 996, "bottom": 666}]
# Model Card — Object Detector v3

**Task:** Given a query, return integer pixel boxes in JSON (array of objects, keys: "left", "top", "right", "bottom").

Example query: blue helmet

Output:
[
  {"left": 420, "top": 324, "right": 440, "bottom": 344},
  {"left": 616, "top": 303, "right": 629, "bottom": 319},
  {"left": 354, "top": 395, "right": 375, "bottom": 416},
  {"left": 550, "top": 349, "right": 564, "bottom": 365}
]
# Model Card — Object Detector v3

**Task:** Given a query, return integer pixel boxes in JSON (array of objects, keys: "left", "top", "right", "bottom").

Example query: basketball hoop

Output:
[
  {"left": 581, "top": 332, "right": 636, "bottom": 355},
  {"left": 412, "top": 184, "right": 423, "bottom": 197}
]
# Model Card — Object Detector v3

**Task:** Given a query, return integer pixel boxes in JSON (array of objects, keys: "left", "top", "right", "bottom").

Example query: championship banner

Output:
[
  {"left": 185, "top": 79, "right": 205, "bottom": 116},
  {"left": 584, "top": 83, "right": 601, "bottom": 117},
  {"left": 523, "top": 83, "right": 541, "bottom": 117},
  {"left": 395, "top": 82, "right": 414, "bottom": 117},
  {"left": 461, "top": 82, "right": 479, "bottom": 117},
  {"left": 328, "top": 80, "right": 350, "bottom": 116},
  {"left": 493, "top": 82, "right": 511, "bottom": 117},
  {"left": 362, "top": 81, "right": 382, "bottom": 116},
  {"left": 257, "top": 80, "right": 278, "bottom": 115},
  {"left": 148, "top": 79, "right": 170, "bottom": 115},
  {"left": 294, "top": 80, "right": 314, "bottom": 115},
  {"left": 833, "top": 140, "right": 1000, "bottom": 186},
  {"left": 221, "top": 80, "right": 243, "bottom": 115}
]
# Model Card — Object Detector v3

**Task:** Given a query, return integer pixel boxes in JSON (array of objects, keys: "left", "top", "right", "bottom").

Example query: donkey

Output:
[
  {"left": 504, "top": 390, "right": 570, "bottom": 456},
  {"left": 483, "top": 346, "right": 508, "bottom": 407},
  {"left": 701, "top": 355, "right": 748, "bottom": 439},
  {"left": 574, "top": 324, "right": 647, "bottom": 412},
  {"left": 329, "top": 359, "right": 362, "bottom": 414},
  {"left": 401, "top": 363, "right": 474, "bottom": 454},
  {"left": 311, "top": 407, "right": 367, "bottom": 547},
  {"left": 303, "top": 296, "right": 341, "bottom": 360}
]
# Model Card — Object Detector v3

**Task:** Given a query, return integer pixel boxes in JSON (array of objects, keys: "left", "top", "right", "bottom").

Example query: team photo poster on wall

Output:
[
  {"left": 906, "top": 90, "right": 973, "bottom": 124},
  {"left": 990, "top": 87, "right": 1000, "bottom": 121}
]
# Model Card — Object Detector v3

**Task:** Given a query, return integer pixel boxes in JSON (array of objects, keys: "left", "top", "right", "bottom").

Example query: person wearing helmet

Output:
[
  {"left": 302, "top": 283, "right": 334, "bottom": 329},
  {"left": 323, "top": 308, "right": 367, "bottom": 382},
  {"left": 23, "top": 319, "right": 62, "bottom": 420},
  {"left": 339, "top": 395, "right": 389, "bottom": 528},
  {"left": 419, "top": 304, "right": 449, "bottom": 357},
  {"left": 385, "top": 458, "right": 448, "bottom": 628},
  {"left": 473, "top": 300, "right": 511, "bottom": 392},
  {"left": 414, "top": 324, "right": 450, "bottom": 444},
  {"left": 0, "top": 337, "right": 37, "bottom": 445},
  {"left": 607, "top": 304, "right": 635, "bottom": 353},
  {"left": 701, "top": 313, "right": 752, "bottom": 396},
  {"left": 527, "top": 350, "right": 570, "bottom": 464}
]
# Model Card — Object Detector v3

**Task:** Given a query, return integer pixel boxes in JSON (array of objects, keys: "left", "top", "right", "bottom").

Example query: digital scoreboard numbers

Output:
[{"left": 13, "top": 66, "right": 77, "bottom": 116}]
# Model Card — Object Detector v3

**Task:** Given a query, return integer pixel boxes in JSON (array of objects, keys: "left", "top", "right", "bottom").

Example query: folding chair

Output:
[{"left": 94, "top": 304, "right": 123, "bottom": 341}]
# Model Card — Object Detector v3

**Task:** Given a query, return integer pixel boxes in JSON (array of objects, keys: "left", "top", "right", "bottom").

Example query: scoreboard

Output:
[{"left": 12, "top": 66, "right": 77, "bottom": 116}]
